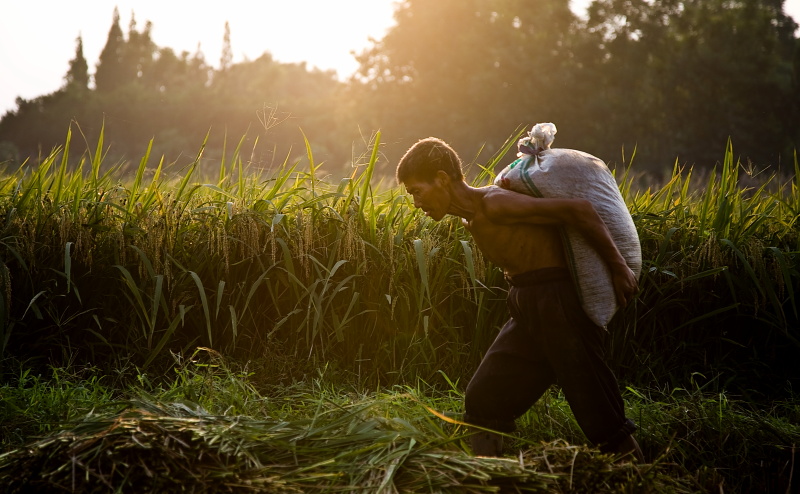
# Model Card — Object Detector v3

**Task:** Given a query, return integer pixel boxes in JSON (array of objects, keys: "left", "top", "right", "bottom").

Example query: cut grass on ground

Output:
[{"left": 0, "top": 353, "right": 797, "bottom": 493}]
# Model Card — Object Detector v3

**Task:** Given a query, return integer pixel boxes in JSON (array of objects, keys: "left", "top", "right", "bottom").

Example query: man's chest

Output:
[{"left": 464, "top": 216, "right": 564, "bottom": 268}]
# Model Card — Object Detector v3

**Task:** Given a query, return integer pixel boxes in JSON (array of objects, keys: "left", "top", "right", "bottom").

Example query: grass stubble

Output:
[{"left": 6, "top": 351, "right": 784, "bottom": 493}]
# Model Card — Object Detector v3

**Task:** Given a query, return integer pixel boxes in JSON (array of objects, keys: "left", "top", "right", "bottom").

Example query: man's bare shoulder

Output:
[
  {"left": 475, "top": 185, "right": 589, "bottom": 226},
  {"left": 478, "top": 185, "right": 551, "bottom": 203},
  {"left": 473, "top": 185, "right": 523, "bottom": 206},
  {"left": 474, "top": 184, "right": 543, "bottom": 209},
  {"left": 470, "top": 185, "right": 515, "bottom": 216},
  {"left": 469, "top": 186, "right": 533, "bottom": 224}
]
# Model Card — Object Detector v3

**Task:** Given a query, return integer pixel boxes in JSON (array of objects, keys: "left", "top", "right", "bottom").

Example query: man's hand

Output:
[{"left": 610, "top": 262, "right": 638, "bottom": 307}]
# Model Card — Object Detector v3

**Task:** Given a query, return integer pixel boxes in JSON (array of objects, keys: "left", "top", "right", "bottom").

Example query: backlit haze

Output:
[
  {"left": 1, "top": 0, "right": 798, "bottom": 114},
  {"left": 0, "top": 0, "right": 400, "bottom": 114}
]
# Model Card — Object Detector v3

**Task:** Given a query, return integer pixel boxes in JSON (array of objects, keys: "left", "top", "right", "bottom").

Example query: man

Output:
[{"left": 396, "top": 137, "right": 644, "bottom": 461}]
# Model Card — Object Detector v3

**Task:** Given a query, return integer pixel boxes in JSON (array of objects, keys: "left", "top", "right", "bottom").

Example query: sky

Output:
[
  {"left": 0, "top": 0, "right": 400, "bottom": 114},
  {"left": 1, "top": 0, "right": 799, "bottom": 115}
]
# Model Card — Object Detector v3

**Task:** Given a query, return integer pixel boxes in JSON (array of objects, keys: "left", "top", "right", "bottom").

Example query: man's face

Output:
[{"left": 403, "top": 176, "right": 450, "bottom": 221}]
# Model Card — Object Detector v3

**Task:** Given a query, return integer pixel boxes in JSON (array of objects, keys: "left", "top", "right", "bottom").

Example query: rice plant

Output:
[
  {"left": 608, "top": 140, "right": 799, "bottom": 392},
  {"left": 0, "top": 126, "right": 796, "bottom": 396}
]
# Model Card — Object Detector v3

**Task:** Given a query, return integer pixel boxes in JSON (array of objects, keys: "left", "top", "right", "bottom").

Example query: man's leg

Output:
[
  {"left": 602, "top": 425, "right": 644, "bottom": 462},
  {"left": 464, "top": 307, "right": 555, "bottom": 456},
  {"left": 533, "top": 276, "right": 644, "bottom": 461}
]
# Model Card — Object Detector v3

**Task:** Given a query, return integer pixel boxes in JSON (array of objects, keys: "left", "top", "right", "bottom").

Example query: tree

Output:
[
  {"left": 220, "top": 21, "right": 233, "bottom": 71},
  {"left": 122, "top": 14, "right": 156, "bottom": 81},
  {"left": 208, "top": 53, "right": 351, "bottom": 172},
  {"left": 354, "top": 0, "right": 585, "bottom": 167},
  {"left": 583, "top": 0, "right": 799, "bottom": 169},
  {"left": 354, "top": 0, "right": 798, "bottom": 172},
  {"left": 64, "top": 35, "right": 89, "bottom": 91},
  {"left": 94, "top": 8, "right": 127, "bottom": 92}
]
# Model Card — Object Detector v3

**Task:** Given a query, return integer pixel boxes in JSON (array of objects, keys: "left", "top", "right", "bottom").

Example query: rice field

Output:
[{"left": 0, "top": 127, "right": 798, "bottom": 491}]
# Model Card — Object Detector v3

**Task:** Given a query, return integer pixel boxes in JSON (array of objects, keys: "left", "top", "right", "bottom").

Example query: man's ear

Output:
[{"left": 435, "top": 169, "right": 451, "bottom": 187}]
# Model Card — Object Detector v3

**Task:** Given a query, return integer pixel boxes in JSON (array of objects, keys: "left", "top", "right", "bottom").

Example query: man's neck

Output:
[{"left": 447, "top": 181, "right": 479, "bottom": 221}]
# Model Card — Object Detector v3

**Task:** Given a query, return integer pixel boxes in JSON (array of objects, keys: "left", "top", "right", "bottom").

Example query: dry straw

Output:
[{"left": 0, "top": 396, "right": 697, "bottom": 493}]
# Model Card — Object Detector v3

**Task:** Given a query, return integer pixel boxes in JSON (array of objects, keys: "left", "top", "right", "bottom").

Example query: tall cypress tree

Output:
[
  {"left": 220, "top": 21, "right": 233, "bottom": 71},
  {"left": 64, "top": 34, "right": 90, "bottom": 90},
  {"left": 123, "top": 14, "right": 155, "bottom": 81},
  {"left": 94, "top": 8, "right": 126, "bottom": 92}
]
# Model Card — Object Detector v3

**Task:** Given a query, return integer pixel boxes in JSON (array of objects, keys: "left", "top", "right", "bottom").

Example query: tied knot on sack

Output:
[{"left": 518, "top": 122, "right": 557, "bottom": 157}]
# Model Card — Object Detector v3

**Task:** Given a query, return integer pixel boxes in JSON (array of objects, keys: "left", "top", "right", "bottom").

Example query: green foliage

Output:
[
  {"left": 0, "top": 365, "right": 122, "bottom": 447},
  {"left": 622, "top": 381, "right": 800, "bottom": 492},
  {"left": 607, "top": 141, "right": 800, "bottom": 389},
  {"left": 354, "top": 0, "right": 584, "bottom": 165},
  {"left": 0, "top": 10, "right": 353, "bottom": 175},
  {"left": 581, "top": 0, "right": 799, "bottom": 168},
  {"left": 515, "top": 377, "right": 800, "bottom": 492},
  {"left": 354, "top": 0, "right": 799, "bottom": 172}
]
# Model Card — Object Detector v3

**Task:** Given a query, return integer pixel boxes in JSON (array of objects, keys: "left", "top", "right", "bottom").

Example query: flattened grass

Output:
[
  {"left": 0, "top": 355, "right": 797, "bottom": 492},
  {"left": 0, "top": 357, "right": 695, "bottom": 493}
]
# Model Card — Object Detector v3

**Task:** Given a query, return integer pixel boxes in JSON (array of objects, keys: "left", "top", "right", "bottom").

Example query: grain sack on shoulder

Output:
[{"left": 494, "top": 123, "right": 641, "bottom": 328}]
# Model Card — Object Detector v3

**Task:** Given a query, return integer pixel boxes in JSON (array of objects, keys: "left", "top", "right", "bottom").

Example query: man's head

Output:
[
  {"left": 396, "top": 138, "right": 465, "bottom": 221},
  {"left": 395, "top": 137, "right": 464, "bottom": 185}
]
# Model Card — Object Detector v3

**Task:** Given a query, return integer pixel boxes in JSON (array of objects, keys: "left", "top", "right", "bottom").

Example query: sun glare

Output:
[{"left": 109, "top": 0, "right": 398, "bottom": 78}]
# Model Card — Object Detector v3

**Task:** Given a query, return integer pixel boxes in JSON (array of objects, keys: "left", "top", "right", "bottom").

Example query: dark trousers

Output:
[{"left": 464, "top": 267, "right": 636, "bottom": 449}]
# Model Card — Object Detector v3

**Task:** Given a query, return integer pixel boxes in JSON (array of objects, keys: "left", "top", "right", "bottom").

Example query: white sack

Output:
[{"left": 494, "top": 125, "right": 641, "bottom": 327}]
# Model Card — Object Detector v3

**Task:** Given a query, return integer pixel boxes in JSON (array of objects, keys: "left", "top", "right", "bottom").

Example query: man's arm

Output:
[{"left": 483, "top": 187, "right": 638, "bottom": 306}]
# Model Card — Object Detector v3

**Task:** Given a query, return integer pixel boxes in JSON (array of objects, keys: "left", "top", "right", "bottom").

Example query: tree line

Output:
[{"left": 1, "top": 0, "right": 798, "bottom": 179}]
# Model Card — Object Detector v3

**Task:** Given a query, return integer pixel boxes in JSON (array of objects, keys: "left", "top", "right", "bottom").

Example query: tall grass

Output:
[
  {"left": 609, "top": 140, "right": 799, "bottom": 392},
  {"left": 0, "top": 128, "right": 797, "bottom": 396}
]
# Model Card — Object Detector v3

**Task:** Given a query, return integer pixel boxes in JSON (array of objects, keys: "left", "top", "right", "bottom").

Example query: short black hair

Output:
[{"left": 396, "top": 137, "right": 464, "bottom": 184}]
